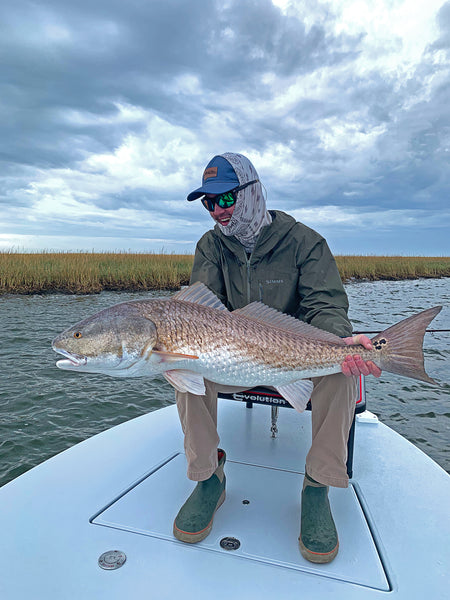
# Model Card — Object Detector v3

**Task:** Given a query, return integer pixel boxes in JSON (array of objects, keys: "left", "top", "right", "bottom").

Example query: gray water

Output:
[{"left": 0, "top": 279, "right": 448, "bottom": 488}]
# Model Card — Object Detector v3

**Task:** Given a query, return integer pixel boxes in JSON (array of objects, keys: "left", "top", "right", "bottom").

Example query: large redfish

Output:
[{"left": 52, "top": 282, "right": 441, "bottom": 412}]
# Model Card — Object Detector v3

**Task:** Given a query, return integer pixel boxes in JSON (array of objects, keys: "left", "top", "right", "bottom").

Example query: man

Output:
[{"left": 174, "top": 152, "right": 381, "bottom": 563}]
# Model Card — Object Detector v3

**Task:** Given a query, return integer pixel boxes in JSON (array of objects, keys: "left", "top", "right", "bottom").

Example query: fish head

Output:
[{"left": 52, "top": 302, "right": 158, "bottom": 376}]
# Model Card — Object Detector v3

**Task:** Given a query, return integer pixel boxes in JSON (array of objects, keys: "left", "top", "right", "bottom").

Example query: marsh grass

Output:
[
  {"left": 336, "top": 256, "right": 450, "bottom": 281},
  {"left": 0, "top": 252, "right": 449, "bottom": 294},
  {"left": 0, "top": 252, "right": 194, "bottom": 294}
]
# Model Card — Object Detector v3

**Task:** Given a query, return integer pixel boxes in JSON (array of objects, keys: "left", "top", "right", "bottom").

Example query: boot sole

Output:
[
  {"left": 173, "top": 489, "right": 226, "bottom": 544},
  {"left": 298, "top": 536, "right": 339, "bottom": 564}
]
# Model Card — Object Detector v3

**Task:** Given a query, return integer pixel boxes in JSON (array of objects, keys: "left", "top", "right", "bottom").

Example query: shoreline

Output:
[
  {"left": 1, "top": 253, "right": 449, "bottom": 295},
  {"left": 2, "top": 274, "right": 450, "bottom": 296}
]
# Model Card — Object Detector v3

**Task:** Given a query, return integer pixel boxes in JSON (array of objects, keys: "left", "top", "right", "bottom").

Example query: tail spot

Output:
[{"left": 374, "top": 338, "right": 387, "bottom": 350}]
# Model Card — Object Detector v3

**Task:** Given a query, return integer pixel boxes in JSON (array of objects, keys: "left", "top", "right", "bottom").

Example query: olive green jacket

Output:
[{"left": 190, "top": 210, "right": 352, "bottom": 337}]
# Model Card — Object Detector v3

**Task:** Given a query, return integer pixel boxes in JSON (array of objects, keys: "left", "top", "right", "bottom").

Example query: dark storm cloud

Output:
[
  {"left": 0, "top": 0, "right": 361, "bottom": 167},
  {"left": 204, "top": 1, "right": 361, "bottom": 84}
]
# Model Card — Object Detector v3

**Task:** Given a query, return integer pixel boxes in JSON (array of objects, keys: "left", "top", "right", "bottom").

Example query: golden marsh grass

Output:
[
  {"left": 336, "top": 255, "right": 450, "bottom": 282},
  {"left": 0, "top": 252, "right": 449, "bottom": 295},
  {"left": 0, "top": 252, "right": 194, "bottom": 294}
]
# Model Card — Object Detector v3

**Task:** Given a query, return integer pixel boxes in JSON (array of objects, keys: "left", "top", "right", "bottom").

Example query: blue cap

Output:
[{"left": 187, "top": 155, "right": 239, "bottom": 201}]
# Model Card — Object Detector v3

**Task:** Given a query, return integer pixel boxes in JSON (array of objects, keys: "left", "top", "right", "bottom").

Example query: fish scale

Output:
[
  {"left": 155, "top": 299, "right": 345, "bottom": 379},
  {"left": 186, "top": 299, "right": 360, "bottom": 365}
]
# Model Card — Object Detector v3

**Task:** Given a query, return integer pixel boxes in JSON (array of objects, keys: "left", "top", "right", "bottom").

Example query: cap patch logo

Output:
[{"left": 203, "top": 167, "right": 218, "bottom": 181}]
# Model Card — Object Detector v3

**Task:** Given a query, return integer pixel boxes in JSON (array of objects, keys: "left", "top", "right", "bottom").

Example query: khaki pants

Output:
[{"left": 176, "top": 373, "right": 357, "bottom": 489}]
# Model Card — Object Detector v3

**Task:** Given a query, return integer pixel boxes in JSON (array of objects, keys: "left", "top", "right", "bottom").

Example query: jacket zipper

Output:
[{"left": 245, "top": 253, "right": 264, "bottom": 303}]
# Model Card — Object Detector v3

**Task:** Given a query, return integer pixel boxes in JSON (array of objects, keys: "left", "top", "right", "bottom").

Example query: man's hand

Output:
[{"left": 341, "top": 334, "right": 382, "bottom": 378}]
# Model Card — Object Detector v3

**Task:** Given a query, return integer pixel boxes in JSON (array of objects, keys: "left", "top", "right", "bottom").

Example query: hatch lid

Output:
[{"left": 92, "top": 453, "right": 389, "bottom": 591}]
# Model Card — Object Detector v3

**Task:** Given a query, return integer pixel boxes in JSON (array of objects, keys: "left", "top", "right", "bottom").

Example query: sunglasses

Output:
[{"left": 201, "top": 179, "right": 258, "bottom": 212}]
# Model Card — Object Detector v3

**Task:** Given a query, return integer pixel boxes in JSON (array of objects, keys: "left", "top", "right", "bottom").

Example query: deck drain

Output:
[
  {"left": 220, "top": 537, "right": 241, "bottom": 551},
  {"left": 98, "top": 550, "right": 127, "bottom": 570}
]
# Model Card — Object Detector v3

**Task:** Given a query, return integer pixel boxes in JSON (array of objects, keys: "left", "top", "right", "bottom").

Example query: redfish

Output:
[{"left": 52, "top": 282, "right": 441, "bottom": 412}]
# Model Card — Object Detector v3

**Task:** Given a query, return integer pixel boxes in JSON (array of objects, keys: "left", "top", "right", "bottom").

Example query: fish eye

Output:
[{"left": 74, "top": 332, "right": 82, "bottom": 339}]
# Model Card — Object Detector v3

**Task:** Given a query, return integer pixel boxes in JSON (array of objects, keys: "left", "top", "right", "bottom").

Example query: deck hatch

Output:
[{"left": 92, "top": 454, "right": 390, "bottom": 591}]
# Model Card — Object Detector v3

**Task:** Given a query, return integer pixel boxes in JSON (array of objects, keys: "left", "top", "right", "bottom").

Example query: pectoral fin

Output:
[
  {"left": 163, "top": 370, "right": 206, "bottom": 395},
  {"left": 275, "top": 380, "right": 314, "bottom": 413},
  {"left": 152, "top": 350, "right": 199, "bottom": 363}
]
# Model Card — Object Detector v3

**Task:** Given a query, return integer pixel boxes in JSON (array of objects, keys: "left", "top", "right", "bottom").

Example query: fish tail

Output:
[{"left": 371, "top": 306, "right": 442, "bottom": 384}]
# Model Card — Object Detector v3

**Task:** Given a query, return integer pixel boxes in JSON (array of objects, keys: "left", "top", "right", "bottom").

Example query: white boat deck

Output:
[{"left": 0, "top": 399, "right": 448, "bottom": 599}]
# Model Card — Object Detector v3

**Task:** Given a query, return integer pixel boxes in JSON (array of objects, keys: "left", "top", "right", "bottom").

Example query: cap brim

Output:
[{"left": 187, "top": 181, "right": 237, "bottom": 202}]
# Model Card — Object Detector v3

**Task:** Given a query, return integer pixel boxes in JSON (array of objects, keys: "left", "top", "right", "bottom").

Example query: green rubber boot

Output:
[
  {"left": 299, "top": 473, "right": 339, "bottom": 563},
  {"left": 173, "top": 449, "right": 226, "bottom": 543}
]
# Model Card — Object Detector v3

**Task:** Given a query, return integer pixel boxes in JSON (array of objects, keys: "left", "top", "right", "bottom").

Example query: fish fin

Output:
[
  {"left": 275, "top": 380, "right": 314, "bottom": 413},
  {"left": 172, "top": 282, "right": 228, "bottom": 311},
  {"left": 153, "top": 350, "right": 199, "bottom": 362},
  {"left": 163, "top": 370, "right": 206, "bottom": 395},
  {"left": 234, "top": 303, "right": 345, "bottom": 344},
  {"left": 372, "top": 305, "right": 442, "bottom": 384}
]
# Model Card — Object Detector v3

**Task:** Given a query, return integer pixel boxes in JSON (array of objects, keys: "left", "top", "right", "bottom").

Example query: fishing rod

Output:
[{"left": 353, "top": 329, "right": 450, "bottom": 334}]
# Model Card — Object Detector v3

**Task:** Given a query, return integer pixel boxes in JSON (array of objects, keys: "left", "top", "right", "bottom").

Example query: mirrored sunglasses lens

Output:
[{"left": 217, "top": 192, "right": 235, "bottom": 208}]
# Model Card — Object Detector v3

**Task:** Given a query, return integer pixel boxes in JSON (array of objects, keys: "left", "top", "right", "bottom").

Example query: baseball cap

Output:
[{"left": 187, "top": 155, "right": 239, "bottom": 201}]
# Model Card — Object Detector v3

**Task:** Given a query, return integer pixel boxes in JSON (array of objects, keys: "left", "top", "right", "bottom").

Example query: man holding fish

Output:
[
  {"left": 175, "top": 153, "right": 381, "bottom": 563},
  {"left": 53, "top": 153, "right": 439, "bottom": 563}
]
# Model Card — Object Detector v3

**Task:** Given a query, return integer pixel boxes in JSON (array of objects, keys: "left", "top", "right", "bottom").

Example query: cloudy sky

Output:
[{"left": 1, "top": 0, "right": 449, "bottom": 255}]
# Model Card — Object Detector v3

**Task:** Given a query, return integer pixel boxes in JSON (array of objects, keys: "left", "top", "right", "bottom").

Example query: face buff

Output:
[{"left": 217, "top": 153, "right": 272, "bottom": 254}]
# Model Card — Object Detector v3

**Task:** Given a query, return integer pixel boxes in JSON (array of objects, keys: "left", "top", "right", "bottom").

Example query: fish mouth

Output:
[{"left": 53, "top": 348, "right": 87, "bottom": 369}]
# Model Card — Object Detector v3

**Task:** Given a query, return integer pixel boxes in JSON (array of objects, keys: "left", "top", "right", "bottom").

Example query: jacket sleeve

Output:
[
  {"left": 189, "top": 232, "right": 228, "bottom": 305},
  {"left": 296, "top": 237, "right": 352, "bottom": 337}
]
